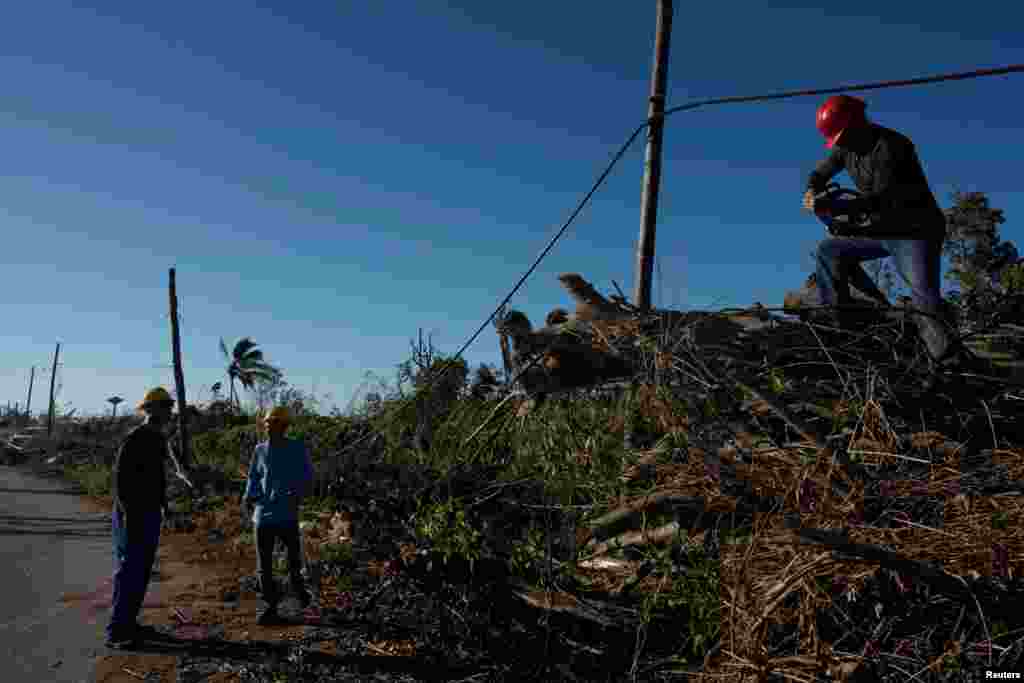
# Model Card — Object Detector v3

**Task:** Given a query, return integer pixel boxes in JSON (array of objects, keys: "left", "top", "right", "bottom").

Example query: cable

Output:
[
  {"left": 314, "top": 62, "right": 1024, "bottom": 469},
  {"left": 663, "top": 64, "right": 1024, "bottom": 118},
  {"left": 20, "top": 66, "right": 1024, "bottom": 432},
  {"left": 420, "top": 62, "right": 1024, "bottom": 481},
  {"left": 395, "top": 125, "right": 649, "bottom": 419},
  {"left": 412, "top": 63, "right": 1024, "bottom": 413}
]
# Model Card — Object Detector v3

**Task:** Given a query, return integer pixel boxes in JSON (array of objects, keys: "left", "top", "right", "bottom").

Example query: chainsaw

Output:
[{"left": 814, "top": 182, "right": 872, "bottom": 237}]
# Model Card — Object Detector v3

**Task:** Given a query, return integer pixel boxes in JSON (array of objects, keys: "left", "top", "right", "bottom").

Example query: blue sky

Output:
[{"left": 1, "top": 2, "right": 1022, "bottom": 417}]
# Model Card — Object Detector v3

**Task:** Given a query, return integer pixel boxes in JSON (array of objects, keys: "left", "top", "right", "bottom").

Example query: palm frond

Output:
[
  {"left": 233, "top": 337, "right": 258, "bottom": 358},
  {"left": 239, "top": 366, "right": 280, "bottom": 388},
  {"left": 240, "top": 350, "right": 265, "bottom": 364}
]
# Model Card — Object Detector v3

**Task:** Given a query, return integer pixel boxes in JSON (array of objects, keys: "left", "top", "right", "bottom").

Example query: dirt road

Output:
[{"left": 0, "top": 463, "right": 113, "bottom": 683}]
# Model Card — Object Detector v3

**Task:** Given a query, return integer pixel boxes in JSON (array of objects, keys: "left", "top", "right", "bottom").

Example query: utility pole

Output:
[
  {"left": 169, "top": 268, "right": 192, "bottom": 471},
  {"left": 25, "top": 367, "right": 35, "bottom": 422},
  {"left": 633, "top": 0, "right": 674, "bottom": 312},
  {"left": 46, "top": 343, "right": 61, "bottom": 437}
]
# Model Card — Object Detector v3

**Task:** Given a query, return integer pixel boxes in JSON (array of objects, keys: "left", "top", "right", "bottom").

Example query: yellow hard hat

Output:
[
  {"left": 263, "top": 406, "right": 291, "bottom": 424},
  {"left": 137, "top": 387, "right": 174, "bottom": 411}
]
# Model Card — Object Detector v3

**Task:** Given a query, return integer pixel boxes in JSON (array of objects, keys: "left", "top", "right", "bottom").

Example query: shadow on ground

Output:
[
  {"left": 121, "top": 632, "right": 485, "bottom": 681},
  {"left": 0, "top": 511, "right": 109, "bottom": 537}
]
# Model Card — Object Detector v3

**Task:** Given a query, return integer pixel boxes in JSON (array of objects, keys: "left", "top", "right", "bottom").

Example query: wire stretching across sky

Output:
[{"left": 413, "top": 63, "right": 1024, "bottom": 399}]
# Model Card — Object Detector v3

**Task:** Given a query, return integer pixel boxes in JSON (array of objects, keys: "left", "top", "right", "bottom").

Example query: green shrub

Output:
[
  {"left": 284, "top": 415, "right": 363, "bottom": 462},
  {"left": 319, "top": 542, "right": 355, "bottom": 574},
  {"left": 64, "top": 463, "right": 113, "bottom": 497},
  {"left": 191, "top": 424, "right": 260, "bottom": 475},
  {"left": 638, "top": 540, "right": 721, "bottom": 659},
  {"left": 413, "top": 496, "right": 482, "bottom": 565}
]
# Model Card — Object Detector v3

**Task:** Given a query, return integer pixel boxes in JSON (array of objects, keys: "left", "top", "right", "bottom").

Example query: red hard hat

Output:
[{"left": 816, "top": 95, "right": 867, "bottom": 148}]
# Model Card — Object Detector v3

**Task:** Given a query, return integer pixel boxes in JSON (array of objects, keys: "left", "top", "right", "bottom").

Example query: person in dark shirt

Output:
[
  {"left": 802, "top": 94, "right": 970, "bottom": 373},
  {"left": 105, "top": 387, "right": 175, "bottom": 648}
]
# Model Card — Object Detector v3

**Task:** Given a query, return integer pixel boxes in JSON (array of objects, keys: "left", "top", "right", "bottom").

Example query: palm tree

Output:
[
  {"left": 219, "top": 337, "right": 282, "bottom": 412},
  {"left": 107, "top": 396, "right": 124, "bottom": 418}
]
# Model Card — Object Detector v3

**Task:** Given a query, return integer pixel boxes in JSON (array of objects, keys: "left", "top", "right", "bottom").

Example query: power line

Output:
[
  {"left": 663, "top": 64, "right": 1024, "bottom": 117},
  {"left": 16, "top": 64, "right": 1024, "bottom": 430},
  {"left": 413, "top": 62, "right": 1024, "bottom": 402},
  {"left": 391, "top": 62, "right": 1024, "bottom": 470}
]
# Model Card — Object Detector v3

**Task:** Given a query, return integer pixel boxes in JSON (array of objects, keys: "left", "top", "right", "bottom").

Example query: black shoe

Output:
[
  {"left": 132, "top": 623, "right": 169, "bottom": 640},
  {"left": 257, "top": 607, "right": 281, "bottom": 626},
  {"left": 104, "top": 632, "right": 139, "bottom": 650},
  {"left": 808, "top": 306, "right": 872, "bottom": 331},
  {"left": 922, "top": 347, "right": 993, "bottom": 390},
  {"left": 933, "top": 345, "right": 993, "bottom": 375}
]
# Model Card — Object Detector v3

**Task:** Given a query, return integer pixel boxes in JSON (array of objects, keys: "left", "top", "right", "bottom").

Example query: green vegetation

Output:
[
  {"left": 40, "top": 190, "right": 1024, "bottom": 678},
  {"left": 63, "top": 463, "right": 113, "bottom": 496}
]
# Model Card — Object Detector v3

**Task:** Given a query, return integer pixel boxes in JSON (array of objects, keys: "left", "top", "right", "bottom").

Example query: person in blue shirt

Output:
[{"left": 243, "top": 405, "right": 314, "bottom": 624}]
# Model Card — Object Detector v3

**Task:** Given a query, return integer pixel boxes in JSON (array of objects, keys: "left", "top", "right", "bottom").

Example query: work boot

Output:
[
  {"left": 934, "top": 345, "right": 993, "bottom": 375},
  {"left": 809, "top": 305, "right": 874, "bottom": 331},
  {"left": 104, "top": 630, "right": 139, "bottom": 650},
  {"left": 257, "top": 605, "right": 281, "bottom": 626},
  {"left": 921, "top": 344, "right": 993, "bottom": 390},
  {"left": 132, "top": 623, "right": 169, "bottom": 641}
]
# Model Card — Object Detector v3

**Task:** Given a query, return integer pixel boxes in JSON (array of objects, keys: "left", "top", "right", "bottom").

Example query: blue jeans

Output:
[
  {"left": 106, "top": 507, "right": 162, "bottom": 638},
  {"left": 815, "top": 235, "right": 951, "bottom": 360}
]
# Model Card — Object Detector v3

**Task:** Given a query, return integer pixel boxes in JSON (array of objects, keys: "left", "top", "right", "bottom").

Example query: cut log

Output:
[
  {"left": 558, "top": 273, "right": 631, "bottom": 322},
  {"left": 584, "top": 521, "right": 683, "bottom": 558}
]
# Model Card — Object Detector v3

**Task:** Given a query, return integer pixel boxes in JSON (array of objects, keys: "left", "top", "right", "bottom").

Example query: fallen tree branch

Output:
[
  {"left": 584, "top": 521, "right": 682, "bottom": 558},
  {"left": 585, "top": 494, "right": 768, "bottom": 550},
  {"left": 795, "top": 527, "right": 976, "bottom": 603}
]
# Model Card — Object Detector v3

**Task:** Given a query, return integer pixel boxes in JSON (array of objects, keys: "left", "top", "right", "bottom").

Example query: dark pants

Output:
[
  {"left": 106, "top": 507, "right": 162, "bottom": 638},
  {"left": 815, "top": 234, "right": 951, "bottom": 361},
  {"left": 255, "top": 522, "right": 307, "bottom": 608}
]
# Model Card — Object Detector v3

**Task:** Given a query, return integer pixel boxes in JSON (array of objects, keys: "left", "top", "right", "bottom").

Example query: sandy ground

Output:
[
  {"left": 0, "top": 460, "right": 330, "bottom": 682},
  {"left": 84, "top": 497, "right": 358, "bottom": 682}
]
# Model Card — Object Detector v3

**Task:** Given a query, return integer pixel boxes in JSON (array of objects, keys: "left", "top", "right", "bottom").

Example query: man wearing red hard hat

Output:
[{"left": 802, "top": 94, "right": 981, "bottom": 376}]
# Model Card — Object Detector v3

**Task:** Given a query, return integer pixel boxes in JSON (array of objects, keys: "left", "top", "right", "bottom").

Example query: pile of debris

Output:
[
  {"left": 495, "top": 272, "right": 781, "bottom": 399},
  {"left": 2, "top": 426, "right": 50, "bottom": 465},
  {"left": 432, "top": 271, "right": 1024, "bottom": 680}
]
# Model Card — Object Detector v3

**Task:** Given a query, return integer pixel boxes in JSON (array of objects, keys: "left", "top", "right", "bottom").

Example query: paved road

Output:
[{"left": 0, "top": 463, "right": 113, "bottom": 683}]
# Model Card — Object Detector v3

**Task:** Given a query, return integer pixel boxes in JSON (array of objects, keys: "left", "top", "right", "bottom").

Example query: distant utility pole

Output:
[
  {"left": 633, "top": 0, "right": 674, "bottom": 312},
  {"left": 169, "top": 268, "right": 192, "bottom": 471},
  {"left": 25, "top": 366, "right": 35, "bottom": 420},
  {"left": 46, "top": 343, "right": 61, "bottom": 437}
]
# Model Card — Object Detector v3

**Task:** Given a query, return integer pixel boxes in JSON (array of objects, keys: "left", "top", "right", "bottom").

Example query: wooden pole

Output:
[
  {"left": 46, "top": 343, "right": 60, "bottom": 437},
  {"left": 169, "top": 268, "right": 192, "bottom": 471},
  {"left": 25, "top": 366, "right": 35, "bottom": 422},
  {"left": 633, "top": 0, "right": 674, "bottom": 312}
]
